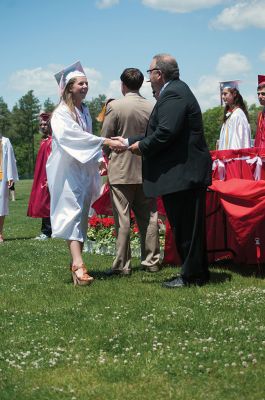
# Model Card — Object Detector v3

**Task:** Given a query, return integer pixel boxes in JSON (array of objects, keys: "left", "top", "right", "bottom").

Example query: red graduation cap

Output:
[
  {"left": 39, "top": 112, "right": 51, "bottom": 122},
  {"left": 258, "top": 75, "right": 265, "bottom": 87}
]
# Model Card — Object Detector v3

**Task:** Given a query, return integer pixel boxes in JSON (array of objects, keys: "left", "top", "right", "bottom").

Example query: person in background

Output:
[
  {"left": 27, "top": 112, "right": 52, "bottom": 240},
  {"left": 0, "top": 134, "right": 19, "bottom": 243},
  {"left": 254, "top": 75, "right": 265, "bottom": 148},
  {"left": 46, "top": 61, "right": 121, "bottom": 286},
  {"left": 101, "top": 68, "right": 160, "bottom": 276},
  {"left": 9, "top": 182, "right": 16, "bottom": 201},
  {"left": 218, "top": 81, "right": 251, "bottom": 150}
]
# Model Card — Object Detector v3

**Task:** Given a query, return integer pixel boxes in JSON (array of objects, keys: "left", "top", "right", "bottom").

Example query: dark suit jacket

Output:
[{"left": 129, "top": 79, "right": 212, "bottom": 197}]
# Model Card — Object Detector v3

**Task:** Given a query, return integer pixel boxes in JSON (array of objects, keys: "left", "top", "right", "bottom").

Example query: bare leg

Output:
[
  {"left": 0, "top": 216, "right": 5, "bottom": 242},
  {"left": 67, "top": 240, "right": 84, "bottom": 268}
]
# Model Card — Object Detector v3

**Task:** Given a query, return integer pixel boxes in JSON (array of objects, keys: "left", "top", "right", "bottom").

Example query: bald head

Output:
[{"left": 153, "top": 53, "right": 179, "bottom": 82}]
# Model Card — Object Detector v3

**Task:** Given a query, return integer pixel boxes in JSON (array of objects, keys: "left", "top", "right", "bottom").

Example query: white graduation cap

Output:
[
  {"left": 219, "top": 80, "right": 241, "bottom": 105},
  {"left": 54, "top": 61, "right": 86, "bottom": 93},
  {"left": 219, "top": 80, "right": 240, "bottom": 91}
]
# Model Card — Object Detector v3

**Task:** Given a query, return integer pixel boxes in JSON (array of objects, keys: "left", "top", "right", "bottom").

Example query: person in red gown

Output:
[
  {"left": 254, "top": 75, "right": 265, "bottom": 148},
  {"left": 27, "top": 112, "right": 52, "bottom": 240}
]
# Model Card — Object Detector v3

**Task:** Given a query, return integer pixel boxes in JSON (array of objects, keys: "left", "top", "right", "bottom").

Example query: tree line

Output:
[{"left": 0, "top": 91, "right": 262, "bottom": 178}]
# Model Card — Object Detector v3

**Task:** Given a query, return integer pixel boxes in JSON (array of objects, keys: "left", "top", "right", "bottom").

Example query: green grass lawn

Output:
[{"left": 0, "top": 180, "right": 264, "bottom": 400}]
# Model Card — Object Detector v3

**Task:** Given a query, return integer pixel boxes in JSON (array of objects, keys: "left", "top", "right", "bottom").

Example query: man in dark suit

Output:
[{"left": 128, "top": 53, "right": 212, "bottom": 288}]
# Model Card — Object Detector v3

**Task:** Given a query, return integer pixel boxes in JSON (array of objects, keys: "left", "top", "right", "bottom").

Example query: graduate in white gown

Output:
[
  {"left": 218, "top": 81, "right": 251, "bottom": 150},
  {"left": 46, "top": 61, "right": 122, "bottom": 286},
  {"left": 0, "top": 135, "right": 19, "bottom": 243}
]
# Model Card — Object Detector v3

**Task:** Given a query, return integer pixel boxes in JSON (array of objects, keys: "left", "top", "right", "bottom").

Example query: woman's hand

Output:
[
  {"left": 103, "top": 137, "right": 127, "bottom": 153},
  {"left": 99, "top": 160, "right": 108, "bottom": 176}
]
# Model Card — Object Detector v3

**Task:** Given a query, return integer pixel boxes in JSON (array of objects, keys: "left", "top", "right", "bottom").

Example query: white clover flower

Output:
[{"left": 242, "top": 361, "right": 248, "bottom": 368}]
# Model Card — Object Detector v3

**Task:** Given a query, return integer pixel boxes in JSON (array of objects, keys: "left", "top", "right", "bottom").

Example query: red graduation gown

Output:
[
  {"left": 254, "top": 110, "right": 265, "bottom": 148},
  {"left": 27, "top": 136, "right": 52, "bottom": 218}
]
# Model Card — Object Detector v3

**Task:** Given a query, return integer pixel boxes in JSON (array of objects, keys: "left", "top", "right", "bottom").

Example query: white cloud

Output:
[
  {"left": 104, "top": 78, "right": 155, "bottom": 103},
  {"left": 192, "top": 53, "right": 252, "bottom": 110},
  {"left": 210, "top": 1, "right": 265, "bottom": 30},
  {"left": 259, "top": 48, "right": 265, "bottom": 63},
  {"left": 140, "top": 80, "right": 156, "bottom": 103},
  {"left": 95, "top": 0, "right": 119, "bottom": 9},
  {"left": 142, "top": 0, "right": 224, "bottom": 13},
  {"left": 83, "top": 67, "right": 102, "bottom": 94},
  {"left": 216, "top": 53, "right": 251, "bottom": 76},
  {"left": 104, "top": 79, "right": 122, "bottom": 100},
  {"left": 8, "top": 65, "right": 60, "bottom": 95},
  {"left": 8, "top": 64, "right": 103, "bottom": 100},
  {"left": 191, "top": 75, "right": 221, "bottom": 111},
  {"left": 244, "top": 93, "right": 258, "bottom": 107}
]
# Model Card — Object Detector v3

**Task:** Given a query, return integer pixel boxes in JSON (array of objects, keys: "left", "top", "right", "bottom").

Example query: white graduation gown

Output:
[
  {"left": 218, "top": 108, "right": 251, "bottom": 150},
  {"left": 46, "top": 102, "right": 104, "bottom": 242},
  {"left": 0, "top": 137, "right": 19, "bottom": 216}
]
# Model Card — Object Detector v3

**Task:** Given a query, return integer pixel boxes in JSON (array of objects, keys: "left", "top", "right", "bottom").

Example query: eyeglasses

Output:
[
  {"left": 257, "top": 92, "right": 265, "bottom": 96},
  {"left": 146, "top": 68, "right": 160, "bottom": 75}
]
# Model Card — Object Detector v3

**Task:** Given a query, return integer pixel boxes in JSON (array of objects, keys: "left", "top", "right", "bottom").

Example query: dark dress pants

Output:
[
  {"left": 41, "top": 217, "right": 52, "bottom": 237},
  {"left": 162, "top": 187, "right": 209, "bottom": 282}
]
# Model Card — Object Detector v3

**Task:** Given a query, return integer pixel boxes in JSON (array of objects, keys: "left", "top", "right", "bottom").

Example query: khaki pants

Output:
[{"left": 110, "top": 184, "right": 160, "bottom": 273}]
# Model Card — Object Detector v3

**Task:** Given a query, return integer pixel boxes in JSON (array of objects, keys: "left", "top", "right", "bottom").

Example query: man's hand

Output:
[{"left": 128, "top": 141, "right": 141, "bottom": 156}]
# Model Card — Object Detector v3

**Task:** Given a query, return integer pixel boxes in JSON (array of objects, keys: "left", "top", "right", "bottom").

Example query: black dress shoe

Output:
[
  {"left": 162, "top": 277, "right": 186, "bottom": 288},
  {"left": 104, "top": 268, "right": 131, "bottom": 277},
  {"left": 163, "top": 276, "right": 208, "bottom": 288}
]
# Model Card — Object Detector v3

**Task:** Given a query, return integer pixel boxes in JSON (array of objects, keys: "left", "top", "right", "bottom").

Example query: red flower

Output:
[{"left": 133, "top": 223, "right": 139, "bottom": 233}]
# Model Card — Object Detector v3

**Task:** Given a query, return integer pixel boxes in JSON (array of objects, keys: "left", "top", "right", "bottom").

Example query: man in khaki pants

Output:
[{"left": 101, "top": 68, "right": 160, "bottom": 276}]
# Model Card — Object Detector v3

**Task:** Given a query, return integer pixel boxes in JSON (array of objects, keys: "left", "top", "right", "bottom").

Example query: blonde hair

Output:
[{"left": 61, "top": 77, "right": 78, "bottom": 120}]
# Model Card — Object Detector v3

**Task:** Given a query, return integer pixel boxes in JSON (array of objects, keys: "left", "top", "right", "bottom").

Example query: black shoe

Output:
[
  {"left": 163, "top": 276, "right": 186, "bottom": 288},
  {"left": 104, "top": 268, "right": 131, "bottom": 277},
  {"left": 162, "top": 276, "right": 208, "bottom": 289}
]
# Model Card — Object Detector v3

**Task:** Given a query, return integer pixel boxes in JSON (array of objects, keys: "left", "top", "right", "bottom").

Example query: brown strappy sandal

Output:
[{"left": 71, "top": 264, "right": 94, "bottom": 286}]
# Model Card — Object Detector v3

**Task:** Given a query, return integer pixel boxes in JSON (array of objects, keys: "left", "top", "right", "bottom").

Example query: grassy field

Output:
[{"left": 0, "top": 180, "right": 264, "bottom": 400}]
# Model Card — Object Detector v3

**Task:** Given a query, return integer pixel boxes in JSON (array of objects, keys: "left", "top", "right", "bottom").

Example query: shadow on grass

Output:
[
  {"left": 210, "top": 258, "right": 265, "bottom": 279},
  {"left": 2, "top": 236, "right": 40, "bottom": 241},
  {"left": 90, "top": 265, "right": 233, "bottom": 286}
]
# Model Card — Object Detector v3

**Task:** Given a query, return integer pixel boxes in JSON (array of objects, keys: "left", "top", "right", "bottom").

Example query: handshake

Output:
[{"left": 103, "top": 136, "right": 141, "bottom": 155}]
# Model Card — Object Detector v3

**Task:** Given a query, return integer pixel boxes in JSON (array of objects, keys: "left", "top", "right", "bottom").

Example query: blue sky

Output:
[{"left": 1, "top": 0, "right": 265, "bottom": 111}]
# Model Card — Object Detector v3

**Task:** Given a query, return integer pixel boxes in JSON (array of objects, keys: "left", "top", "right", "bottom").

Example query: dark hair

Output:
[
  {"left": 153, "top": 53, "right": 179, "bottom": 82},
  {"left": 258, "top": 83, "right": 265, "bottom": 90},
  {"left": 120, "top": 68, "right": 144, "bottom": 91},
  {"left": 223, "top": 88, "right": 249, "bottom": 122}
]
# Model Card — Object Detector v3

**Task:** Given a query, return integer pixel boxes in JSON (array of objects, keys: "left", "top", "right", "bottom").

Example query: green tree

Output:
[
  {"left": 43, "top": 97, "right": 56, "bottom": 113},
  {"left": 248, "top": 103, "right": 262, "bottom": 139},
  {"left": 0, "top": 97, "right": 12, "bottom": 137},
  {"left": 202, "top": 106, "right": 223, "bottom": 150},
  {"left": 10, "top": 90, "right": 40, "bottom": 177},
  {"left": 85, "top": 94, "right": 106, "bottom": 136}
]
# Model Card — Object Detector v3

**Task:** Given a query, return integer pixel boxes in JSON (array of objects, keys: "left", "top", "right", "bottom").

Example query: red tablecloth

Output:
[
  {"left": 92, "top": 148, "right": 265, "bottom": 265},
  {"left": 164, "top": 148, "right": 265, "bottom": 265}
]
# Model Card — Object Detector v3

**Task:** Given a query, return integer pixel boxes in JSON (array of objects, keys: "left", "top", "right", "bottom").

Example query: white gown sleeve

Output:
[
  {"left": 51, "top": 105, "right": 104, "bottom": 164},
  {"left": 231, "top": 113, "right": 251, "bottom": 149},
  {"left": 6, "top": 138, "right": 19, "bottom": 181}
]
